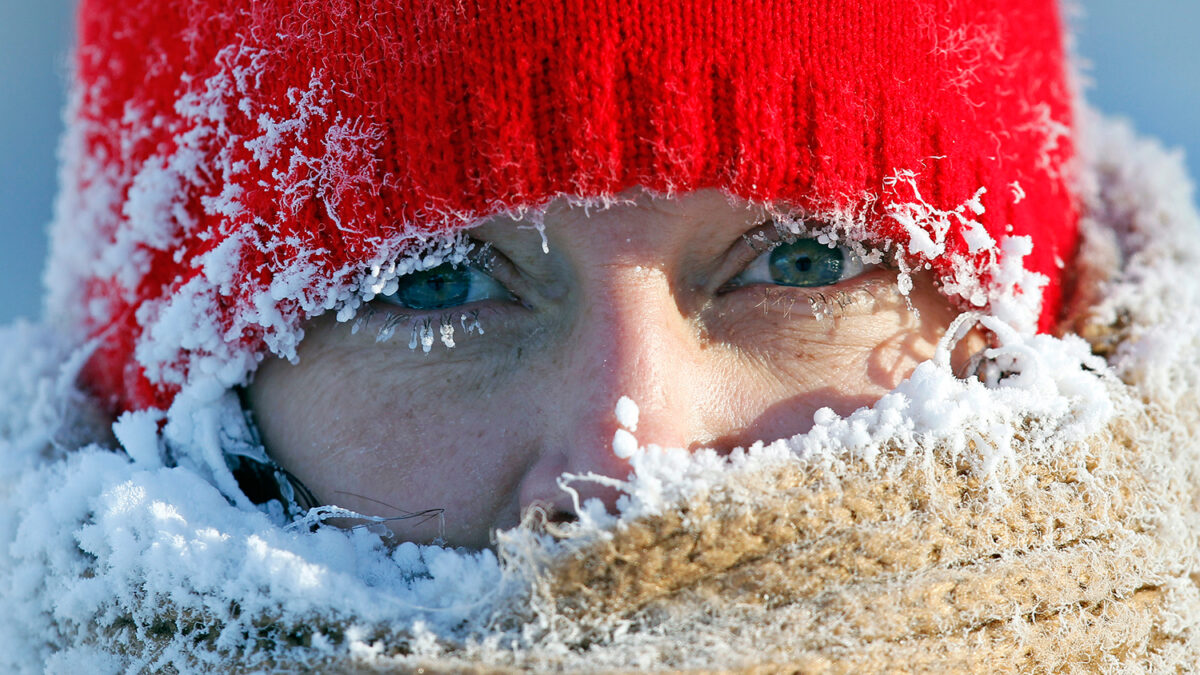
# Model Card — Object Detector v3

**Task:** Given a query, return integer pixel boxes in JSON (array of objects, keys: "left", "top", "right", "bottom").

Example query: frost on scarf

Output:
[{"left": 5, "top": 112, "right": 1200, "bottom": 671}]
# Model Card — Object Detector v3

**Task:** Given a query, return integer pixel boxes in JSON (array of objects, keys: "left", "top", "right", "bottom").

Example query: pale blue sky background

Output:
[{"left": 1, "top": 2, "right": 1197, "bottom": 323}]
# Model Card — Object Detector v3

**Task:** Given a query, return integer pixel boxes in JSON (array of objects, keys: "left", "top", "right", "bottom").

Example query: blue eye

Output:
[
  {"left": 731, "top": 238, "right": 866, "bottom": 288},
  {"left": 380, "top": 262, "right": 511, "bottom": 311}
]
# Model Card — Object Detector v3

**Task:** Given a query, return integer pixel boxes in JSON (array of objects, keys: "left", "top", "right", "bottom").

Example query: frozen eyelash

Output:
[
  {"left": 804, "top": 278, "right": 910, "bottom": 324},
  {"left": 350, "top": 305, "right": 377, "bottom": 335},
  {"left": 397, "top": 311, "right": 486, "bottom": 352},
  {"left": 752, "top": 290, "right": 838, "bottom": 324},
  {"left": 742, "top": 228, "right": 778, "bottom": 253},
  {"left": 347, "top": 306, "right": 486, "bottom": 352},
  {"left": 408, "top": 320, "right": 435, "bottom": 351},
  {"left": 744, "top": 218, "right": 890, "bottom": 270},
  {"left": 459, "top": 310, "right": 485, "bottom": 336},
  {"left": 408, "top": 312, "right": 485, "bottom": 352},
  {"left": 807, "top": 290, "right": 868, "bottom": 324}
]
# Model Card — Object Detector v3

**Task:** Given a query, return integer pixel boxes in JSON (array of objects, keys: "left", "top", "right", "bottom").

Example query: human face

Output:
[{"left": 245, "top": 188, "right": 978, "bottom": 549}]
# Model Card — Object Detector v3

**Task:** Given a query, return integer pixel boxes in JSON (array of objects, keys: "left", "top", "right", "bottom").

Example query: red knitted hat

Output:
[{"left": 48, "top": 0, "right": 1078, "bottom": 414}]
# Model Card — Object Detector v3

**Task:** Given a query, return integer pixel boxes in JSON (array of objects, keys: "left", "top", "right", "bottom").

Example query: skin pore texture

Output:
[{"left": 246, "top": 187, "right": 982, "bottom": 549}]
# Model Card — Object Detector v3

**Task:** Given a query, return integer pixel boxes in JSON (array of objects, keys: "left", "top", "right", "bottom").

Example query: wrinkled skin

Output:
[{"left": 247, "top": 188, "right": 981, "bottom": 548}]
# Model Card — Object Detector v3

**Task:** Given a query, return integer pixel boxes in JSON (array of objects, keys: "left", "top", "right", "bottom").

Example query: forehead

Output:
[{"left": 470, "top": 187, "right": 774, "bottom": 250}]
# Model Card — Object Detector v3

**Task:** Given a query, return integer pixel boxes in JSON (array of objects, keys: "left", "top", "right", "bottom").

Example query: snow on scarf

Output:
[{"left": 2, "top": 111, "right": 1199, "bottom": 673}]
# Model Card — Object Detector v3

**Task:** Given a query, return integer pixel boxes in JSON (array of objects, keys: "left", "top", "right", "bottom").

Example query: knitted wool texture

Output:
[{"left": 49, "top": 0, "right": 1077, "bottom": 413}]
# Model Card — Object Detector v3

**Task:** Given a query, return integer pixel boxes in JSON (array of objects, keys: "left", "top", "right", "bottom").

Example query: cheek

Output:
[
  {"left": 713, "top": 304, "right": 933, "bottom": 390},
  {"left": 245, "top": 329, "right": 535, "bottom": 546},
  {"left": 706, "top": 284, "right": 953, "bottom": 441},
  {"left": 714, "top": 322, "right": 922, "bottom": 442}
]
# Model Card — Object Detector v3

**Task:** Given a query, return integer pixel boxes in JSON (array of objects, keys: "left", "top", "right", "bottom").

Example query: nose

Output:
[{"left": 517, "top": 265, "right": 703, "bottom": 519}]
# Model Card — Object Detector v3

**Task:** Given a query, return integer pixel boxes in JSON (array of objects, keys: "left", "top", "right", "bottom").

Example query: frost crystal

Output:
[
  {"left": 613, "top": 428, "right": 639, "bottom": 459},
  {"left": 615, "top": 396, "right": 639, "bottom": 432}
]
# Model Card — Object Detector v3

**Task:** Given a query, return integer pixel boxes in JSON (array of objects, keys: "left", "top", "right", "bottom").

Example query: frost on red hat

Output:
[{"left": 47, "top": 0, "right": 1078, "bottom": 413}]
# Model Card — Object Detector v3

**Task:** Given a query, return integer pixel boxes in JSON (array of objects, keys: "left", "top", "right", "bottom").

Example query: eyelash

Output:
[
  {"left": 352, "top": 305, "right": 488, "bottom": 352},
  {"left": 718, "top": 276, "right": 887, "bottom": 326},
  {"left": 800, "top": 276, "right": 893, "bottom": 321}
]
